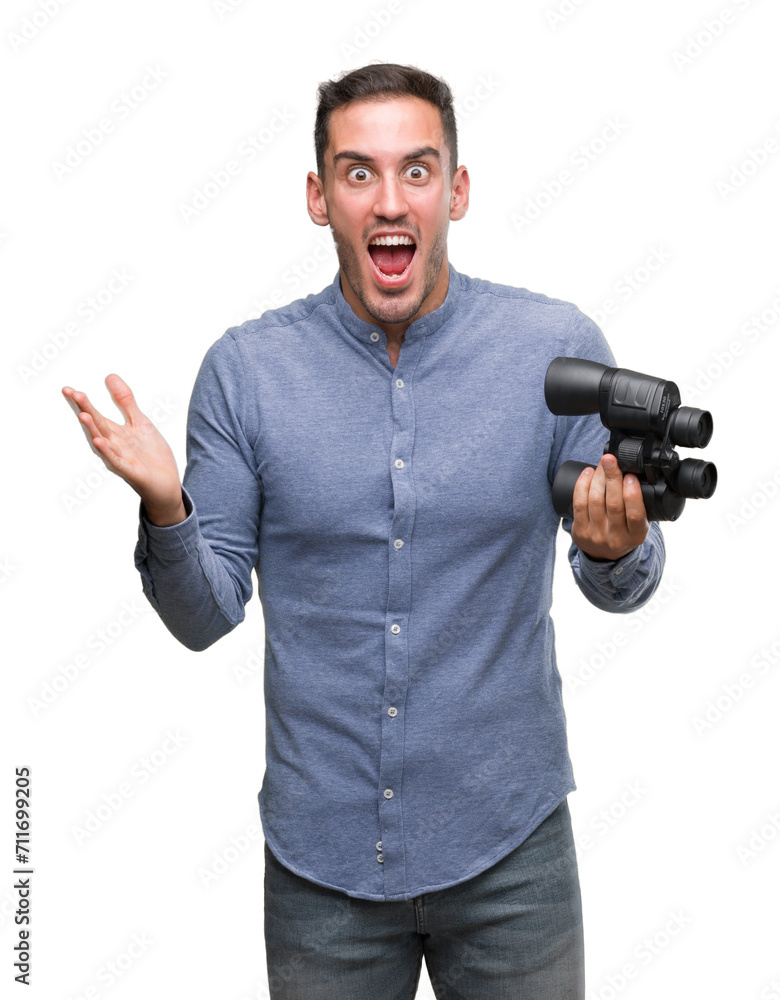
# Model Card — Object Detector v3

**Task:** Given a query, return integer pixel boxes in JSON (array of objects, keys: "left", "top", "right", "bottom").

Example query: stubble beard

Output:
[{"left": 331, "top": 223, "right": 448, "bottom": 327}]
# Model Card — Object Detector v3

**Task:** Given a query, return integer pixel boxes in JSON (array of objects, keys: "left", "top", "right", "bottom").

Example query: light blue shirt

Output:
[{"left": 134, "top": 264, "right": 665, "bottom": 901}]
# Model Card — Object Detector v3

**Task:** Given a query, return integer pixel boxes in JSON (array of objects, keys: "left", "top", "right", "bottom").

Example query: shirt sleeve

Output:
[
  {"left": 549, "top": 306, "right": 666, "bottom": 614},
  {"left": 133, "top": 332, "right": 263, "bottom": 650}
]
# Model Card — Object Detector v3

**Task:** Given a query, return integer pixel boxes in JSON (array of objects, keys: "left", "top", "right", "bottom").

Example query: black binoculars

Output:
[{"left": 544, "top": 357, "right": 717, "bottom": 522}]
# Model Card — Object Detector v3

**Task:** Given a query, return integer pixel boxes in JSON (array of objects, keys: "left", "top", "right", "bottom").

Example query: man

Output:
[{"left": 63, "top": 63, "right": 665, "bottom": 998}]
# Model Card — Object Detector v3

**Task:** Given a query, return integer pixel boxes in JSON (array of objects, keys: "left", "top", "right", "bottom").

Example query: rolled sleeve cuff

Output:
[
  {"left": 134, "top": 487, "right": 199, "bottom": 614},
  {"left": 577, "top": 542, "right": 645, "bottom": 587},
  {"left": 137, "top": 487, "right": 198, "bottom": 558},
  {"left": 569, "top": 523, "right": 664, "bottom": 613}
]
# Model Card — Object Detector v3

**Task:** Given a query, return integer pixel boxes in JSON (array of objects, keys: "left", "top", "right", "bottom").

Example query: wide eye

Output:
[
  {"left": 405, "top": 164, "right": 430, "bottom": 180},
  {"left": 347, "top": 166, "right": 371, "bottom": 182}
]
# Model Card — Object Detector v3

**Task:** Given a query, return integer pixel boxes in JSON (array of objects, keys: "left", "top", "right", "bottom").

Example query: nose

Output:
[{"left": 373, "top": 176, "right": 409, "bottom": 220}]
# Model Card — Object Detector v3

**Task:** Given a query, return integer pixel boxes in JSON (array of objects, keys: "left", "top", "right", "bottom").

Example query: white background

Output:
[{"left": 2, "top": 1, "right": 778, "bottom": 998}]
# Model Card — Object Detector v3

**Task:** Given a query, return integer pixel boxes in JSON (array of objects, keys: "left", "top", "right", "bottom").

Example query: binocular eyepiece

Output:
[{"left": 544, "top": 357, "right": 717, "bottom": 522}]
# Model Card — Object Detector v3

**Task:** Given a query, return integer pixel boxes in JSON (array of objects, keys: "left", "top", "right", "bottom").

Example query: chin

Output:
[{"left": 364, "top": 286, "right": 425, "bottom": 326}]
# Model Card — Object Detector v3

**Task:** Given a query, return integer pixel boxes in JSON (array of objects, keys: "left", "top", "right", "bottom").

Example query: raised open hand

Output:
[{"left": 62, "top": 374, "right": 186, "bottom": 526}]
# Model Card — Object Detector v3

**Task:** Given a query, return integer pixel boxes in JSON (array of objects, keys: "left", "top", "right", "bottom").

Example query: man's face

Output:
[{"left": 306, "top": 97, "right": 469, "bottom": 334}]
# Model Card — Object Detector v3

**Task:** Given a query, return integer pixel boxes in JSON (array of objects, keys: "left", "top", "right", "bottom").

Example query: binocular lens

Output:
[
  {"left": 675, "top": 459, "right": 717, "bottom": 499},
  {"left": 669, "top": 406, "right": 713, "bottom": 448}
]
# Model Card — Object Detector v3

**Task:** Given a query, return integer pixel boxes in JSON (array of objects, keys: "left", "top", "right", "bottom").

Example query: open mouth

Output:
[{"left": 367, "top": 234, "right": 417, "bottom": 283}]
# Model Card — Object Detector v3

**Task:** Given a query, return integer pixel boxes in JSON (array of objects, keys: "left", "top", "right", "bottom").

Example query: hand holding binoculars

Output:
[{"left": 545, "top": 357, "right": 717, "bottom": 522}]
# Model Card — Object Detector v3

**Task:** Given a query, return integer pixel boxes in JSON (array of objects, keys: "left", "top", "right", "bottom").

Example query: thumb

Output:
[{"left": 105, "top": 373, "right": 144, "bottom": 424}]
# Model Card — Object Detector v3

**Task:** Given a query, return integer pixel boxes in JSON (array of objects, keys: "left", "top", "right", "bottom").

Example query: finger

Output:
[
  {"left": 571, "top": 465, "right": 595, "bottom": 529},
  {"left": 81, "top": 410, "right": 142, "bottom": 480},
  {"left": 62, "top": 385, "right": 94, "bottom": 418},
  {"left": 105, "top": 373, "right": 143, "bottom": 424},
  {"left": 586, "top": 459, "right": 608, "bottom": 521},
  {"left": 623, "top": 474, "right": 650, "bottom": 541},
  {"left": 72, "top": 409, "right": 121, "bottom": 465},
  {"left": 61, "top": 386, "right": 84, "bottom": 419},
  {"left": 62, "top": 387, "right": 110, "bottom": 455},
  {"left": 63, "top": 385, "right": 112, "bottom": 431},
  {"left": 75, "top": 390, "right": 119, "bottom": 441},
  {"left": 601, "top": 455, "right": 628, "bottom": 529},
  {"left": 76, "top": 409, "right": 105, "bottom": 441}
]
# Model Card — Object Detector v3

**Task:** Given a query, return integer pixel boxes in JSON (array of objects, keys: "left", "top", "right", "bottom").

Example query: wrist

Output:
[
  {"left": 577, "top": 540, "right": 635, "bottom": 563},
  {"left": 142, "top": 491, "right": 187, "bottom": 527}
]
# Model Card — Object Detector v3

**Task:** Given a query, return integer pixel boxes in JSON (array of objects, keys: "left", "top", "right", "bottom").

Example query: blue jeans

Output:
[{"left": 263, "top": 797, "right": 584, "bottom": 999}]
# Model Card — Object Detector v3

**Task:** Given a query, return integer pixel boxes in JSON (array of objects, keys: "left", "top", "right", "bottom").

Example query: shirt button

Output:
[
  {"left": 388, "top": 707, "right": 397, "bottom": 717},
  {"left": 394, "top": 459, "right": 404, "bottom": 468},
  {"left": 395, "top": 378, "right": 404, "bottom": 388},
  {"left": 377, "top": 854, "right": 384, "bottom": 863},
  {"left": 370, "top": 331, "right": 380, "bottom": 342},
  {"left": 376, "top": 841, "right": 383, "bottom": 851},
  {"left": 393, "top": 539, "right": 404, "bottom": 549},
  {"left": 391, "top": 624, "right": 401, "bottom": 634},
  {"left": 384, "top": 788, "right": 394, "bottom": 799}
]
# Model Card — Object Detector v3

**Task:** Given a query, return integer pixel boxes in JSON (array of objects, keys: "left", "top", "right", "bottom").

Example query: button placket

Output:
[{"left": 376, "top": 346, "right": 419, "bottom": 895}]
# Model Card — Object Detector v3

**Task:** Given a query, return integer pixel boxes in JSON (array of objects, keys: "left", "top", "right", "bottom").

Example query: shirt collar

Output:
[{"left": 330, "top": 263, "right": 461, "bottom": 345}]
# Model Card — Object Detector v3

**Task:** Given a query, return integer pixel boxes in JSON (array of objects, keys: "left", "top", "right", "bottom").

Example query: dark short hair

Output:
[{"left": 314, "top": 63, "right": 458, "bottom": 179}]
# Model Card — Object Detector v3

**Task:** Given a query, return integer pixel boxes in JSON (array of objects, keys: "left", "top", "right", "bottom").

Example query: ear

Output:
[
  {"left": 449, "top": 165, "right": 470, "bottom": 221},
  {"left": 306, "top": 171, "right": 330, "bottom": 227}
]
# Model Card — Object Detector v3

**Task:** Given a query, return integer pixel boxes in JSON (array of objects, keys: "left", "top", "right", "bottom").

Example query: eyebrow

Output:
[{"left": 332, "top": 146, "right": 441, "bottom": 165}]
